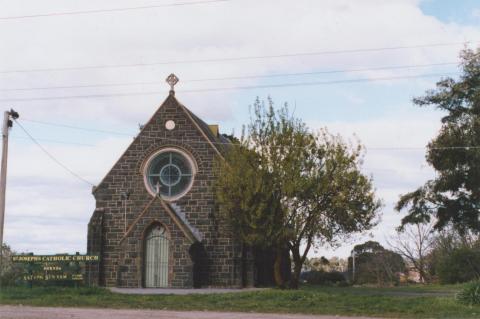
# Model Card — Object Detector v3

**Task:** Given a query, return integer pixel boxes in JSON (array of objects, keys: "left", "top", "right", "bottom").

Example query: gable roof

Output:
[
  {"left": 119, "top": 195, "right": 202, "bottom": 244},
  {"left": 93, "top": 92, "right": 230, "bottom": 193},
  {"left": 183, "top": 106, "right": 231, "bottom": 155}
]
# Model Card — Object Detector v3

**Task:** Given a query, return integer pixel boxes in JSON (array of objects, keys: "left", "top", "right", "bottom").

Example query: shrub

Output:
[
  {"left": 301, "top": 270, "right": 346, "bottom": 285},
  {"left": 0, "top": 244, "right": 24, "bottom": 286},
  {"left": 437, "top": 247, "right": 480, "bottom": 284},
  {"left": 457, "top": 281, "right": 480, "bottom": 305}
]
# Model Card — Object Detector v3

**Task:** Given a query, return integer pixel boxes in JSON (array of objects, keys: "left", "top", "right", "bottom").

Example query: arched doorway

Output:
[{"left": 144, "top": 224, "right": 169, "bottom": 287}]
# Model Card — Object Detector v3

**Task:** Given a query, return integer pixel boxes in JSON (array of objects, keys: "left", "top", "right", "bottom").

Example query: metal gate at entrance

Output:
[{"left": 144, "top": 225, "right": 169, "bottom": 288}]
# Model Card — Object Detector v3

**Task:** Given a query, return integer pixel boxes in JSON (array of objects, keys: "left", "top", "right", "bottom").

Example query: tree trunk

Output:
[
  {"left": 273, "top": 248, "right": 285, "bottom": 288},
  {"left": 289, "top": 247, "right": 302, "bottom": 289},
  {"left": 415, "top": 259, "right": 430, "bottom": 284},
  {"left": 418, "top": 262, "right": 426, "bottom": 283},
  {"left": 289, "top": 260, "right": 302, "bottom": 289}
]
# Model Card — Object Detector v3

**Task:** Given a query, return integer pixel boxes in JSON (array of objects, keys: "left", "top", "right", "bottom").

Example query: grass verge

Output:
[{"left": 0, "top": 285, "right": 479, "bottom": 318}]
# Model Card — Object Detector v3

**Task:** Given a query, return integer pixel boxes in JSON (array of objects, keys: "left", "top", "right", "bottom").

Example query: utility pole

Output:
[{"left": 0, "top": 109, "right": 19, "bottom": 257}]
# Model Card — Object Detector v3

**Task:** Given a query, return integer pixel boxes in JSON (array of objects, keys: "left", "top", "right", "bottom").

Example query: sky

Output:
[{"left": 1, "top": 0, "right": 479, "bottom": 258}]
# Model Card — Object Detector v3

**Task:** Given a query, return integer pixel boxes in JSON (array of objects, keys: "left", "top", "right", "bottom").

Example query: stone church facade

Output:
[{"left": 87, "top": 75, "right": 253, "bottom": 288}]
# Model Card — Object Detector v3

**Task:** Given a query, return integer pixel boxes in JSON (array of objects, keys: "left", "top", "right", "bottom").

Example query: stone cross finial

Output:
[{"left": 166, "top": 73, "right": 179, "bottom": 94}]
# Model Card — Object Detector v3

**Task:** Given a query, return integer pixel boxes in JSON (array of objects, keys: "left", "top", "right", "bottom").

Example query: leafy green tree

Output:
[
  {"left": 216, "top": 137, "right": 287, "bottom": 286},
  {"left": 426, "top": 229, "right": 480, "bottom": 283},
  {"left": 216, "top": 98, "right": 381, "bottom": 288},
  {"left": 350, "top": 241, "right": 406, "bottom": 286},
  {"left": 437, "top": 247, "right": 480, "bottom": 284},
  {"left": 396, "top": 48, "right": 480, "bottom": 233}
]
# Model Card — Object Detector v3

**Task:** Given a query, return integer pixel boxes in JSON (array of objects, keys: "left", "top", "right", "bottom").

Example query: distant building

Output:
[
  {"left": 86, "top": 75, "right": 258, "bottom": 288},
  {"left": 399, "top": 266, "right": 422, "bottom": 284}
]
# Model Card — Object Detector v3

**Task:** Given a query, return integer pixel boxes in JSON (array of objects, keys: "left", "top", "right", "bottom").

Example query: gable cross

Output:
[{"left": 166, "top": 73, "right": 179, "bottom": 94}]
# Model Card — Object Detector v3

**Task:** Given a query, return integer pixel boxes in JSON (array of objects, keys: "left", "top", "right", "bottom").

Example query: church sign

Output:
[
  {"left": 12, "top": 255, "right": 99, "bottom": 263},
  {"left": 11, "top": 254, "right": 99, "bottom": 283}
]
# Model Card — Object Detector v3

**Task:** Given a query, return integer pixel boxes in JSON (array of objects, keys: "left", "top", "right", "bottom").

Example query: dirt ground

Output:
[{"left": 0, "top": 305, "right": 380, "bottom": 319}]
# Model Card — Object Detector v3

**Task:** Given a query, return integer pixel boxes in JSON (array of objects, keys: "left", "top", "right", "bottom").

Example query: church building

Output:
[{"left": 86, "top": 74, "right": 254, "bottom": 288}]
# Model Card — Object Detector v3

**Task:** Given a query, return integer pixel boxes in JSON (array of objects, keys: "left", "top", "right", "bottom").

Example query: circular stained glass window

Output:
[{"left": 145, "top": 150, "right": 194, "bottom": 199}]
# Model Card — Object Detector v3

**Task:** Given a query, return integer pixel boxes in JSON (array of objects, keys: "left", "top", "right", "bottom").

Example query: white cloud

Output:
[
  {"left": 4, "top": 136, "right": 131, "bottom": 254},
  {"left": 1, "top": 0, "right": 476, "bottom": 256},
  {"left": 1, "top": 0, "right": 478, "bottom": 123},
  {"left": 308, "top": 109, "right": 441, "bottom": 257}
]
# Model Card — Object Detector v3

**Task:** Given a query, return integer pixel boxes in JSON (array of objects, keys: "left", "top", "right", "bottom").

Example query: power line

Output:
[
  {"left": 0, "top": 62, "right": 459, "bottom": 92},
  {"left": 0, "top": 72, "right": 460, "bottom": 102},
  {"left": 17, "top": 118, "right": 480, "bottom": 151},
  {"left": 187, "top": 62, "right": 459, "bottom": 82},
  {"left": 19, "top": 119, "right": 135, "bottom": 137},
  {"left": 148, "top": 72, "right": 462, "bottom": 93},
  {"left": 0, "top": 42, "right": 470, "bottom": 74},
  {"left": 10, "top": 135, "right": 95, "bottom": 147},
  {"left": 3, "top": 129, "right": 450, "bottom": 173},
  {"left": 0, "top": 0, "right": 231, "bottom": 20},
  {"left": 12, "top": 119, "right": 95, "bottom": 186},
  {"left": 6, "top": 125, "right": 474, "bottom": 177},
  {"left": 9, "top": 119, "right": 476, "bottom": 188}
]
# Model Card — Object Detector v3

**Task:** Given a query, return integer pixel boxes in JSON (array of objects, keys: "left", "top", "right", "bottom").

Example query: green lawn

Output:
[{"left": 1, "top": 285, "right": 479, "bottom": 318}]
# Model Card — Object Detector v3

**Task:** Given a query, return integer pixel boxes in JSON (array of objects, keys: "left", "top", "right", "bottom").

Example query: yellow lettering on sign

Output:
[{"left": 12, "top": 254, "right": 99, "bottom": 263}]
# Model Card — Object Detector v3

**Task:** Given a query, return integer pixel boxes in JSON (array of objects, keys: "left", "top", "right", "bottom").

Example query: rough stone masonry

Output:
[{"left": 86, "top": 81, "right": 253, "bottom": 288}]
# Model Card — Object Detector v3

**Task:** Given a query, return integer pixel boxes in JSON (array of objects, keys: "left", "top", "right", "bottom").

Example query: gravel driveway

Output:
[{"left": 0, "top": 305, "right": 381, "bottom": 319}]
